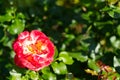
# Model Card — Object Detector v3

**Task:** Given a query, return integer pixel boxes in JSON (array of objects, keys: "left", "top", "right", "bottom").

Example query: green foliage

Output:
[{"left": 1, "top": 0, "right": 120, "bottom": 79}]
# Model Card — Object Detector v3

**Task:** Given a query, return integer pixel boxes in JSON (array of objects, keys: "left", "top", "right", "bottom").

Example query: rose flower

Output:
[{"left": 12, "top": 30, "right": 55, "bottom": 71}]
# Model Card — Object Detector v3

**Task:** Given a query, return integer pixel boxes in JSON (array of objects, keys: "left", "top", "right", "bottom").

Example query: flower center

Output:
[{"left": 27, "top": 41, "right": 46, "bottom": 54}]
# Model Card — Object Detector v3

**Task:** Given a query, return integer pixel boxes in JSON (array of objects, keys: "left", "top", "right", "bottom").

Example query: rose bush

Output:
[
  {"left": 12, "top": 30, "right": 55, "bottom": 71},
  {"left": 1, "top": 0, "right": 120, "bottom": 79}
]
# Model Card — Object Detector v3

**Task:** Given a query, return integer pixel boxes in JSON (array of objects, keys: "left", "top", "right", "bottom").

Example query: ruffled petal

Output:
[
  {"left": 30, "top": 30, "right": 47, "bottom": 41},
  {"left": 18, "top": 31, "right": 29, "bottom": 40}
]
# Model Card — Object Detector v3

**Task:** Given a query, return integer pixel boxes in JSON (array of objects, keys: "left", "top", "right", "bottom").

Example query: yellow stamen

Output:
[
  {"left": 27, "top": 41, "right": 45, "bottom": 54},
  {"left": 27, "top": 45, "right": 36, "bottom": 53}
]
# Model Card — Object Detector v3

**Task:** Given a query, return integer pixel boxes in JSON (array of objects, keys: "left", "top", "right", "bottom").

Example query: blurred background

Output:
[{"left": 0, "top": 0, "right": 120, "bottom": 79}]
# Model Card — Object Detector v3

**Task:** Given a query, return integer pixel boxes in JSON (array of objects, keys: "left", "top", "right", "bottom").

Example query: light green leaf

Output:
[
  {"left": 17, "top": 13, "right": 25, "bottom": 19},
  {"left": 51, "top": 62, "right": 67, "bottom": 74},
  {"left": 8, "top": 19, "right": 25, "bottom": 34},
  {"left": 0, "top": 14, "right": 13, "bottom": 22},
  {"left": 69, "top": 52, "right": 88, "bottom": 62},
  {"left": 88, "top": 59, "right": 99, "bottom": 71},
  {"left": 110, "top": 36, "right": 120, "bottom": 49},
  {"left": 0, "top": 8, "right": 16, "bottom": 22},
  {"left": 42, "top": 72, "right": 56, "bottom": 80},
  {"left": 59, "top": 51, "right": 74, "bottom": 65},
  {"left": 114, "top": 56, "right": 120, "bottom": 67},
  {"left": 108, "top": 11, "right": 114, "bottom": 18},
  {"left": 28, "top": 71, "right": 39, "bottom": 80},
  {"left": 108, "top": 6, "right": 120, "bottom": 18},
  {"left": 42, "top": 67, "right": 56, "bottom": 80},
  {"left": 41, "top": 67, "right": 50, "bottom": 74},
  {"left": 9, "top": 69, "right": 22, "bottom": 80}
]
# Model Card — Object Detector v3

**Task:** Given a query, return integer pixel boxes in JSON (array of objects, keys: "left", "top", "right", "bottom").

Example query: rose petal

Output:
[
  {"left": 14, "top": 55, "right": 25, "bottom": 68},
  {"left": 30, "top": 30, "right": 47, "bottom": 41},
  {"left": 18, "top": 31, "right": 29, "bottom": 40}
]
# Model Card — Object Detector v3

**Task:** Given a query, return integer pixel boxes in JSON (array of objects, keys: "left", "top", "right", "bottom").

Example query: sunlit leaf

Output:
[
  {"left": 85, "top": 69, "right": 98, "bottom": 76},
  {"left": 70, "top": 0, "right": 80, "bottom": 4},
  {"left": 41, "top": 67, "right": 50, "bottom": 74},
  {"left": 27, "top": 71, "right": 39, "bottom": 80},
  {"left": 8, "top": 19, "right": 25, "bottom": 34},
  {"left": 9, "top": 69, "right": 22, "bottom": 80},
  {"left": 17, "top": 13, "right": 25, "bottom": 19},
  {"left": 114, "top": 56, "right": 120, "bottom": 67},
  {"left": 107, "top": 0, "right": 118, "bottom": 5},
  {"left": 0, "top": 14, "right": 13, "bottom": 22},
  {"left": 88, "top": 59, "right": 100, "bottom": 71},
  {"left": 69, "top": 52, "right": 88, "bottom": 62},
  {"left": 42, "top": 72, "right": 56, "bottom": 80},
  {"left": 59, "top": 51, "right": 74, "bottom": 65},
  {"left": 56, "top": 0, "right": 64, "bottom": 6},
  {"left": 51, "top": 62, "right": 67, "bottom": 74},
  {"left": 110, "top": 36, "right": 120, "bottom": 49}
]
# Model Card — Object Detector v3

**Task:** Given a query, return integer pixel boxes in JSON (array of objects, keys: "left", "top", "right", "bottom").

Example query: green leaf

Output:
[
  {"left": 42, "top": 67, "right": 56, "bottom": 80},
  {"left": 0, "top": 8, "right": 16, "bottom": 22},
  {"left": 8, "top": 19, "right": 25, "bottom": 34},
  {"left": 69, "top": 52, "right": 88, "bottom": 62},
  {"left": 117, "top": 25, "right": 120, "bottom": 36},
  {"left": 110, "top": 36, "right": 120, "bottom": 49},
  {"left": 0, "top": 14, "right": 13, "bottom": 22},
  {"left": 81, "top": 11, "right": 93, "bottom": 21},
  {"left": 107, "top": 0, "right": 118, "bottom": 5},
  {"left": 108, "top": 6, "right": 120, "bottom": 18},
  {"left": 17, "top": 13, "right": 25, "bottom": 19},
  {"left": 113, "top": 12, "right": 120, "bottom": 19},
  {"left": 59, "top": 51, "right": 74, "bottom": 65},
  {"left": 114, "top": 56, "right": 120, "bottom": 67},
  {"left": 42, "top": 72, "right": 56, "bottom": 80},
  {"left": 108, "top": 11, "right": 114, "bottom": 18},
  {"left": 28, "top": 71, "right": 39, "bottom": 80},
  {"left": 54, "top": 47, "right": 58, "bottom": 60},
  {"left": 9, "top": 69, "right": 22, "bottom": 80},
  {"left": 51, "top": 62, "right": 67, "bottom": 74},
  {"left": 21, "top": 70, "right": 39, "bottom": 80},
  {"left": 3, "top": 38, "right": 14, "bottom": 48},
  {"left": 0, "top": 27, "right": 4, "bottom": 42},
  {"left": 41, "top": 67, "right": 50, "bottom": 74},
  {"left": 64, "top": 34, "right": 75, "bottom": 42},
  {"left": 88, "top": 59, "right": 100, "bottom": 71}
]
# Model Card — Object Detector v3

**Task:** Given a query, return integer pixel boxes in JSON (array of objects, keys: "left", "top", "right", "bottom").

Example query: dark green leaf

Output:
[
  {"left": 117, "top": 25, "right": 120, "bottom": 36},
  {"left": 54, "top": 47, "right": 58, "bottom": 60},
  {"left": 0, "top": 27, "right": 4, "bottom": 42}
]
